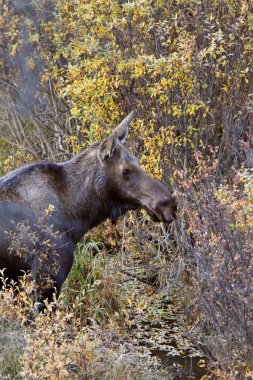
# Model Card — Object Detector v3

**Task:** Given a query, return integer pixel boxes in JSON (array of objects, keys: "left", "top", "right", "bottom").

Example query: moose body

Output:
[{"left": 0, "top": 112, "right": 176, "bottom": 303}]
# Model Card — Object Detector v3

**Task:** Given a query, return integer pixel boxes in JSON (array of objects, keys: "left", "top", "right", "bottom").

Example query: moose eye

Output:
[{"left": 122, "top": 168, "right": 130, "bottom": 176}]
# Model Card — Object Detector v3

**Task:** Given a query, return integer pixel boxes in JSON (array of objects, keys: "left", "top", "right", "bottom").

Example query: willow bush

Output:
[
  {"left": 1, "top": 0, "right": 252, "bottom": 173},
  {"left": 42, "top": 0, "right": 252, "bottom": 179}
]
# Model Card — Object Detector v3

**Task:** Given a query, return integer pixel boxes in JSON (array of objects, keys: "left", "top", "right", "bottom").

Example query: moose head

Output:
[{"left": 96, "top": 111, "right": 177, "bottom": 225}]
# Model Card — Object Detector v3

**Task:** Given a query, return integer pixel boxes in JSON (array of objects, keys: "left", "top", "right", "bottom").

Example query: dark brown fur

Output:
[{"left": 0, "top": 113, "right": 177, "bottom": 303}]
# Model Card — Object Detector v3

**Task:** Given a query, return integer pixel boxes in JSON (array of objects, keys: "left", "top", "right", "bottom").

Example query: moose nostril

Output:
[
  {"left": 164, "top": 215, "right": 174, "bottom": 224},
  {"left": 162, "top": 210, "right": 175, "bottom": 224},
  {"left": 154, "top": 194, "right": 177, "bottom": 224}
]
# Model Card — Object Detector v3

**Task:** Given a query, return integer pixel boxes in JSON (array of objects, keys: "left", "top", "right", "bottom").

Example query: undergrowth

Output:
[
  {"left": 173, "top": 161, "right": 253, "bottom": 379},
  {"left": 62, "top": 239, "right": 122, "bottom": 326},
  {"left": 0, "top": 240, "right": 170, "bottom": 380}
]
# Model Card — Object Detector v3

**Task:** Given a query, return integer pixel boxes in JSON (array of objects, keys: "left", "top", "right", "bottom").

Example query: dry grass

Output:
[{"left": 0, "top": 243, "right": 170, "bottom": 380}]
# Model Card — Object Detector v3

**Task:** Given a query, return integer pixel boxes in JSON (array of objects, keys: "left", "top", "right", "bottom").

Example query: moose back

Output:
[{"left": 0, "top": 112, "right": 177, "bottom": 303}]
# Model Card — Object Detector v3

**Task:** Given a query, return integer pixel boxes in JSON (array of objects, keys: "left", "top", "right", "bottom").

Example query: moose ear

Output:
[
  {"left": 98, "top": 111, "right": 135, "bottom": 162},
  {"left": 98, "top": 133, "right": 117, "bottom": 162},
  {"left": 113, "top": 110, "right": 135, "bottom": 144}
]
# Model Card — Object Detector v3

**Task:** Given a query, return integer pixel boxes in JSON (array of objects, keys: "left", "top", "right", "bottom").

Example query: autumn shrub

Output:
[
  {"left": 22, "top": 308, "right": 169, "bottom": 380},
  {"left": 1, "top": 0, "right": 252, "bottom": 175},
  {"left": 172, "top": 157, "right": 253, "bottom": 377},
  {"left": 0, "top": 272, "right": 34, "bottom": 380},
  {"left": 0, "top": 271, "right": 170, "bottom": 380}
]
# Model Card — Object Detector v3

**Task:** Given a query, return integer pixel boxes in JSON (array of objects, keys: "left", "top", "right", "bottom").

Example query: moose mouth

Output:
[
  {"left": 144, "top": 206, "right": 176, "bottom": 225},
  {"left": 145, "top": 207, "right": 160, "bottom": 222}
]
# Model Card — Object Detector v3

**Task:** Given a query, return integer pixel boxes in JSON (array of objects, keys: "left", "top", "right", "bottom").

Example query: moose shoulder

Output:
[{"left": 0, "top": 112, "right": 177, "bottom": 303}]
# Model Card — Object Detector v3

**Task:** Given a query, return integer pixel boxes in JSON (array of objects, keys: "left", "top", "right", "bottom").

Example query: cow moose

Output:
[{"left": 0, "top": 111, "right": 177, "bottom": 304}]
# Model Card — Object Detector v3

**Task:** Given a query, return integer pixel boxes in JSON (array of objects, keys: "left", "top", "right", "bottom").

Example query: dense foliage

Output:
[{"left": 0, "top": 0, "right": 252, "bottom": 378}]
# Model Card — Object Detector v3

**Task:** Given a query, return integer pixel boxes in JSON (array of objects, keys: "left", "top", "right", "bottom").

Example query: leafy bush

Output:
[{"left": 174, "top": 161, "right": 253, "bottom": 377}]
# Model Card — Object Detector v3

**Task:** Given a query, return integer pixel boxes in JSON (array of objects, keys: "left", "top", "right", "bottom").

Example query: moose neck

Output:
[{"left": 62, "top": 145, "right": 120, "bottom": 241}]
